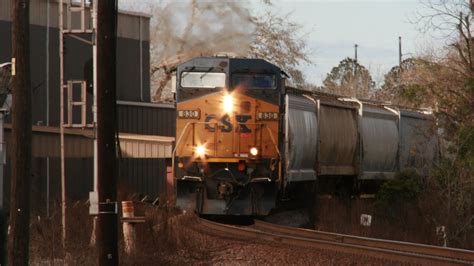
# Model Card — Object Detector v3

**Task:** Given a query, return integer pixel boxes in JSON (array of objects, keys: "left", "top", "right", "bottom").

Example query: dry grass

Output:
[
  {"left": 28, "top": 199, "right": 419, "bottom": 265},
  {"left": 312, "top": 196, "right": 448, "bottom": 247},
  {"left": 28, "top": 190, "right": 473, "bottom": 264},
  {"left": 29, "top": 200, "right": 212, "bottom": 265}
]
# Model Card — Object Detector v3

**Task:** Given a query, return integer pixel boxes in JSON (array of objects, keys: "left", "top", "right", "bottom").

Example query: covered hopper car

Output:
[{"left": 172, "top": 56, "right": 438, "bottom": 216}]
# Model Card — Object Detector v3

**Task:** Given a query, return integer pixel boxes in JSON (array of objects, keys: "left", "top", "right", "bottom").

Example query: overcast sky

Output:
[
  {"left": 267, "top": 0, "right": 441, "bottom": 85},
  {"left": 121, "top": 0, "right": 444, "bottom": 86}
]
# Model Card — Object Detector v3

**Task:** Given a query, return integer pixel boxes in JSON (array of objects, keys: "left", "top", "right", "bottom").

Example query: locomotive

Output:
[{"left": 172, "top": 56, "right": 438, "bottom": 216}]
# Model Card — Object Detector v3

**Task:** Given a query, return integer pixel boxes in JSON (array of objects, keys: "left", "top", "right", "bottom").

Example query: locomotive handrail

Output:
[
  {"left": 174, "top": 121, "right": 222, "bottom": 159},
  {"left": 172, "top": 121, "right": 193, "bottom": 158},
  {"left": 234, "top": 122, "right": 280, "bottom": 159},
  {"left": 173, "top": 121, "right": 220, "bottom": 155},
  {"left": 172, "top": 122, "right": 193, "bottom": 185},
  {"left": 263, "top": 125, "right": 280, "bottom": 157},
  {"left": 263, "top": 124, "right": 282, "bottom": 183}
]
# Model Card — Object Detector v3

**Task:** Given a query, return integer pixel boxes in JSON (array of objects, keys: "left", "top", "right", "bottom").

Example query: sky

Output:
[
  {"left": 121, "top": 0, "right": 447, "bottom": 87},
  {"left": 265, "top": 0, "right": 442, "bottom": 85}
]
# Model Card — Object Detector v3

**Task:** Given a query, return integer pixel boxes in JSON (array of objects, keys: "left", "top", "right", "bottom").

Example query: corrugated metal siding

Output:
[
  {"left": 4, "top": 126, "right": 173, "bottom": 158},
  {"left": 4, "top": 129, "right": 91, "bottom": 158},
  {"left": 116, "top": 38, "right": 150, "bottom": 102},
  {"left": 360, "top": 106, "right": 399, "bottom": 179},
  {"left": 5, "top": 154, "right": 169, "bottom": 210},
  {"left": 64, "top": 158, "right": 94, "bottom": 199},
  {"left": 0, "top": 1, "right": 164, "bottom": 206},
  {"left": 118, "top": 103, "right": 176, "bottom": 137},
  {"left": 3, "top": 156, "right": 165, "bottom": 211},
  {"left": 0, "top": 0, "right": 10, "bottom": 22},
  {"left": 400, "top": 110, "right": 438, "bottom": 176},
  {"left": 120, "top": 158, "right": 166, "bottom": 199},
  {"left": 119, "top": 137, "right": 172, "bottom": 158},
  {"left": 0, "top": 0, "right": 150, "bottom": 40},
  {"left": 34, "top": 132, "right": 93, "bottom": 157},
  {"left": 286, "top": 95, "right": 318, "bottom": 182},
  {"left": 117, "top": 14, "right": 149, "bottom": 41},
  {"left": 31, "top": 0, "right": 60, "bottom": 28},
  {"left": 318, "top": 103, "right": 358, "bottom": 175},
  {"left": 3, "top": 157, "right": 93, "bottom": 212},
  {"left": 0, "top": 21, "right": 151, "bottom": 126}
]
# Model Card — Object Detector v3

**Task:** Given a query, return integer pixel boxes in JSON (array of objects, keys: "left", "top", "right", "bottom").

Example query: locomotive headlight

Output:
[
  {"left": 250, "top": 147, "right": 259, "bottom": 156},
  {"left": 195, "top": 145, "right": 206, "bottom": 157},
  {"left": 223, "top": 94, "right": 234, "bottom": 113}
]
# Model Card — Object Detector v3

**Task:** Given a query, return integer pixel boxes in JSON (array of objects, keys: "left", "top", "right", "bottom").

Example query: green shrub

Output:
[{"left": 375, "top": 170, "right": 424, "bottom": 218}]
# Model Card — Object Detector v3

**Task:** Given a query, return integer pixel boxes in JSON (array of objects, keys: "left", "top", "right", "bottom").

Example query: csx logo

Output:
[{"left": 205, "top": 114, "right": 251, "bottom": 133}]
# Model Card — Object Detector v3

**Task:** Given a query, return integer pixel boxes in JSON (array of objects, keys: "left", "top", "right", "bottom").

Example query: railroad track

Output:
[{"left": 199, "top": 218, "right": 474, "bottom": 265}]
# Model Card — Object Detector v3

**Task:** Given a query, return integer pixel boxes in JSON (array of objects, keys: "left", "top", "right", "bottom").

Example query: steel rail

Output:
[
  {"left": 198, "top": 218, "right": 473, "bottom": 265},
  {"left": 254, "top": 220, "right": 474, "bottom": 265}
]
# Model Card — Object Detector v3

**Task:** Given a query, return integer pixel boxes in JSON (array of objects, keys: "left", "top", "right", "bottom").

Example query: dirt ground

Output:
[
  {"left": 312, "top": 196, "right": 442, "bottom": 246},
  {"left": 29, "top": 201, "right": 414, "bottom": 265}
]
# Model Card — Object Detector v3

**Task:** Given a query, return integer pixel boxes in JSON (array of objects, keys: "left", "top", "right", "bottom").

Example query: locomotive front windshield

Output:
[
  {"left": 181, "top": 72, "right": 226, "bottom": 88},
  {"left": 232, "top": 74, "right": 276, "bottom": 89}
]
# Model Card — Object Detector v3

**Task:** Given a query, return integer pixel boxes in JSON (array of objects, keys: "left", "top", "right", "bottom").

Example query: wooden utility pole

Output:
[
  {"left": 96, "top": 0, "right": 119, "bottom": 264},
  {"left": 399, "top": 36, "right": 402, "bottom": 68},
  {"left": 8, "top": 0, "right": 32, "bottom": 264},
  {"left": 354, "top": 44, "right": 358, "bottom": 62},
  {"left": 0, "top": 207, "right": 5, "bottom": 265}
]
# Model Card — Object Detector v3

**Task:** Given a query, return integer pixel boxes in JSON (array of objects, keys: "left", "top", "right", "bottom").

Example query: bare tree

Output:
[
  {"left": 131, "top": 0, "right": 312, "bottom": 102},
  {"left": 147, "top": 1, "right": 255, "bottom": 102},
  {"left": 374, "top": 58, "right": 436, "bottom": 108},
  {"left": 404, "top": 0, "right": 474, "bottom": 247},
  {"left": 408, "top": 1, "right": 474, "bottom": 127},
  {"left": 322, "top": 57, "right": 374, "bottom": 98},
  {"left": 249, "top": 9, "right": 311, "bottom": 88}
]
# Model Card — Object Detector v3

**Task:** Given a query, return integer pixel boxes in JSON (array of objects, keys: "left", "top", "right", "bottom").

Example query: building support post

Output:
[
  {"left": 8, "top": 0, "right": 32, "bottom": 264},
  {"left": 58, "top": 0, "right": 66, "bottom": 249},
  {"left": 90, "top": 0, "right": 99, "bottom": 248}
]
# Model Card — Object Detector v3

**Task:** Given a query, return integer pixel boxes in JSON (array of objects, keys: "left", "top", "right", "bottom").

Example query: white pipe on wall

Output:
[{"left": 46, "top": 0, "right": 51, "bottom": 217}]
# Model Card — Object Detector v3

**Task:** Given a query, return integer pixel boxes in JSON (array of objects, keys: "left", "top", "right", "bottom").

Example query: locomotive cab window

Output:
[
  {"left": 232, "top": 74, "right": 276, "bottom": 89},
  {"left": 180, "top": 72, "right": 226, "bottom": 88}
]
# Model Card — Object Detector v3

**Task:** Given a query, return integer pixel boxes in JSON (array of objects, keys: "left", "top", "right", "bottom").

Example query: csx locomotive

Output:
[{"left": 173, "top": 56, "right": 438, "bottom": 216}]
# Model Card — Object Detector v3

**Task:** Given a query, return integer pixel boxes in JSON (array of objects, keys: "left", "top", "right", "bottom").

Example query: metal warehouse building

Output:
[{"left": 0, "top": 0, "right": 175, "bottom": 212}]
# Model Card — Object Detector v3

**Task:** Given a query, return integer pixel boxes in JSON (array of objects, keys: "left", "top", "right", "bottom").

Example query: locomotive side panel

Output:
[
  {"left": 359, "top": 106, "right": 399, "bottom": 180},
  {"left": 285, "top": 94, "right": 318, "bottom": 182},
  {"left": 318, "top": 103, "right": 359, "bottom": 176}
]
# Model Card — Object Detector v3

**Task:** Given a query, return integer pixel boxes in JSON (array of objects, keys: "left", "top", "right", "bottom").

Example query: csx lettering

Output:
[
  {"left": 204, "top": 114, "right": 218, "bottom": 132},
  {"left": 236, "top": 115, "right": 251, "bottom": 133},
  {"left": 204, "top": 114, "right": 232, "bottom": 132},
  {"left": 205, "top": 114, "right": 252, "bottom": 133}
]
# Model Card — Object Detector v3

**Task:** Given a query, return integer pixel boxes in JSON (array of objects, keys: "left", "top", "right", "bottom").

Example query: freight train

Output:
[{"left": 172, "top": 56, "right": 438, "bottom": 216}]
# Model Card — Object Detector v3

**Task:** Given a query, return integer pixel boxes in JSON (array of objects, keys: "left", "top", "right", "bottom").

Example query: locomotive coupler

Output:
[{"left": 217, "top": 181, "right": 234, "bottom": 199}]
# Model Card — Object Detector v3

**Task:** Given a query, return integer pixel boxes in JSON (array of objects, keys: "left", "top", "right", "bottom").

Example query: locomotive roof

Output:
[{"left": 177, "top": 56, "right": 282, "bottom": 75}]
